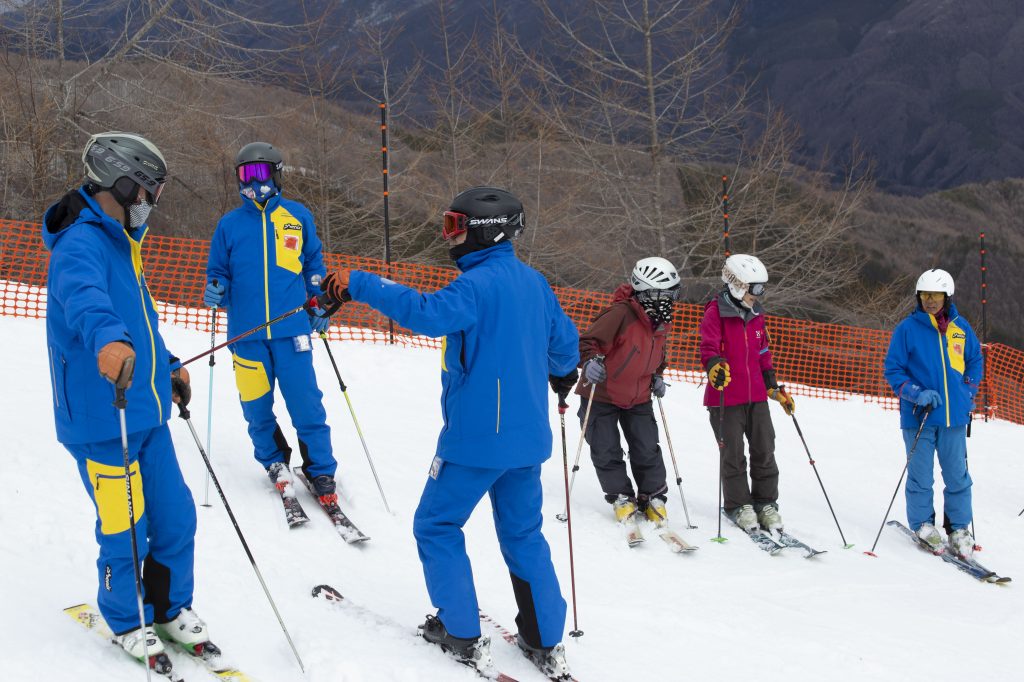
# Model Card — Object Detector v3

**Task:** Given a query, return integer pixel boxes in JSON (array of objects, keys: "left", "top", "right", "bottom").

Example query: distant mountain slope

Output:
[{"left": 734, "top": 0, "right": 1024, "bottom": 191}]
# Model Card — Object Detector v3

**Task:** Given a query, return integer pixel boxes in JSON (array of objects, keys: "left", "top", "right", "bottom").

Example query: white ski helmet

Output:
[
  {"left": 722, "top": 254, "right": 768, "bottom": 300},
  {"left": 630, "top": 257, "right": 680, "bottom": 292},
  {"left": 915, "top": 268, "right": 954, "bottom": 296}
]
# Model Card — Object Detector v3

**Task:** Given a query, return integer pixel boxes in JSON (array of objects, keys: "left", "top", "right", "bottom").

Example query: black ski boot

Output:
[
  {"left": 516, "top": 633, "right": 572, "bottom": 680},
  {"left": 419, "top": 614, "right": 495, "bottom": 674}
]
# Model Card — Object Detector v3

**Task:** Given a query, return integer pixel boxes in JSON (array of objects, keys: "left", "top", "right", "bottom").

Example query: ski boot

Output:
[
  {"left": 948, "top": 527, "right": 975, "bottom": 559},
  {"left": 730, "top": 504, "right": 758, "bottom": 532},
  {"left": 267, "top": 461, "right": 296, "bottom": 497},
  {"left": 312, "top": 474, "right": 340, "bottom": 509},
  {"left": 113, "top": 625, "right": 175, "bottom": 676},
  {"left": 516, "top": 633, "right": 573, "bottom": 681},
  {"left": 156, "top": 608, "right": 222, "bottom": 661},
  {"left": 643, "top": 496, "right": 668, "bottom": 525},
  {"left": 420, "top": 614, "right": 495, "bottom": 674},
  {"left": 612, "top": 494, "right": 639, "bottom": 522},
  {"left": 915, "top": 523, "right": 945, "bottom": 554},
  {"left": 756, "top": 503, "right": 783, "bottom": 532}
]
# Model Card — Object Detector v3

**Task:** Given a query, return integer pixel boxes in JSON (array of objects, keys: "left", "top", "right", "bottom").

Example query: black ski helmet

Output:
[
  {"left": 235, "top": 142, "right": 284, "bottom": 189},
  {"left": 447, "top": 186, "right": 525, "bottom": 257},
  {"left": 83, "top": 132, "right": 167, "bottom": 206}
]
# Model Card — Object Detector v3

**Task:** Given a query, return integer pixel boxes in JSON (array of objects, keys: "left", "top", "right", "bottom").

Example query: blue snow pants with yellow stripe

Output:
[
  {"left": 231, "top": 337, "right": 336, "bottom": 478},
  {"left": 412, "top": 460, "right": 566, "bottom": 648},
  {"left": 904, "top": 424, "right": 972, "bottom": 532},
  {"left": 66, "top": 423, "right": 196, "bottom": 634}
]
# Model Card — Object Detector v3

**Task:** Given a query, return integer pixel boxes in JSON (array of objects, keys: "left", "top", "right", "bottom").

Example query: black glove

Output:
[
  {"left": 549, "top": 368, "right": 580, "bottom": 400},
  {"left": 651, "top": 375, "right": 667, "bottom": 398}
]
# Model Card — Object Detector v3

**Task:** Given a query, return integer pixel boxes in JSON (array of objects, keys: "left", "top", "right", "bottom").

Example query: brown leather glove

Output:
[
  {"left": 171, "top": 366, "right": 191, "bottom": 406},
  {"left": 98, "top": 341, "right": 135, "bottom": 389}
]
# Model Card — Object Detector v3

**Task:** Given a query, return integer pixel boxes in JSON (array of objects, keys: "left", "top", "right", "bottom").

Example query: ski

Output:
[
  {"left": 618, "top": 511, "right": 644, "bottom": 547},
  {"left": 721, "top": 510, "right": 784, "bottom": 555},
  {"left": 479, "top": 610, "right": 579, "bottom": 682},
  {"left": 771, "top": 530, "right": 826, "bottom": 559},
  {"left": 164, "top": 640, "right": 256, "bottom": 681},
  {"left": 293, "top": 468, "right": 369, "bottom": 543},
  {"left": 642, "top": 509, "right": 697, "bottom": 553},
  {"left": 64, "top": 603, "right": 184, "bottom": 682},
  {"left": 311, "top": 584, "right": 520, "bottom": 681},
  {"left": 280, "top": 492, "right": 310, "bottom": 528},
  {"left": 888, "top": 521, "right": 1010, "bottom": 584}
]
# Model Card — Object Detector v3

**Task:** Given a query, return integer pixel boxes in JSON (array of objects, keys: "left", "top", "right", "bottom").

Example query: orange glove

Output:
[
  {"left": 98, "top": 341, "right": 135, "bottom": 388},
  {"left": 321, "top": 270, "right": 351, "bottom": 306},
  {"left": 768, "top": 386, "right": 795, "bottom": 415}
]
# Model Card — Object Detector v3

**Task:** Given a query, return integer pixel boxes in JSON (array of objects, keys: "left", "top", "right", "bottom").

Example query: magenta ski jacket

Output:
[{"left": 699, "top": 290, "right": 774, "bottom": 407}]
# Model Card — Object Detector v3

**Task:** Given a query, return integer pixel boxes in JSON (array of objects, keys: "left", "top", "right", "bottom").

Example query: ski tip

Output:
[{"left": 311, "top": 584, "right": 344, "bottom": 601}]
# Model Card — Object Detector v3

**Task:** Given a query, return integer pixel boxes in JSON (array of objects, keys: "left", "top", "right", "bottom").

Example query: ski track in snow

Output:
[{"left": 0, "top": 316, "right": 1021, "bottom": 681}]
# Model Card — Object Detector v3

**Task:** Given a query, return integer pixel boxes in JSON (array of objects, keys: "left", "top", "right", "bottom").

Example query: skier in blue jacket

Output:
[
  {"left": 321, "top": 187, "right": 580, "bottom": 681},
  {"left": 884, "top": 268, "right": 983, "bottom": 559},
  {"left": 43, "top": 132, "right": 216, "bottom": 674},
  {"left": 205, "top": 142, "right": 339, "bottom": 507}
]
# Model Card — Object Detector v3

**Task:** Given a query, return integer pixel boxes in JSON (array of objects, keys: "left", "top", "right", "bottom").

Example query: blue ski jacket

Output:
[
  {"left": 42, "top": 187, "right": 177, "bottom": 445},
  {"left": 206, "top": 194, "right": 326, "bottom": 339},
  {"left": 348, "top": 242, "right": 580, "bottom": 468},
  {"left": 884, "top": 302, "right": 983, "bottom": 429}
]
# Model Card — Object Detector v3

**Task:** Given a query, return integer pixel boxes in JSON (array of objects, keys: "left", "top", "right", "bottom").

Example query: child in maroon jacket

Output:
[
  {"left": 700, "top": 254, "right": 794, "bottom": 533},
  {"left": 574, "top": 257, "right": 680, "bottom": 525}
]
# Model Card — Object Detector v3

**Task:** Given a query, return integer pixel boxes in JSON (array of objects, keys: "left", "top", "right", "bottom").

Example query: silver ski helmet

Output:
[
  {"left": 235, "top": 142, "right": 284, "bottom": 188},
  {"left": 83, "top": 132, "right": 167, "bottom": 207},
  {"left": 722, "top": 254, "right": 768, "bottom": 301}
]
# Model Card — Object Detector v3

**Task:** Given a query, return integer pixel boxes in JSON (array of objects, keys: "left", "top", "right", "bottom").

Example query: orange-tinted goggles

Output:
[{"left": 442, "top": 211, "right": 469, "bottom": 241}]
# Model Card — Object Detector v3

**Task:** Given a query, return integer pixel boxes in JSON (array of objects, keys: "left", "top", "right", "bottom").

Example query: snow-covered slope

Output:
[{"left": 0, "top": 316, "right": 1020, "bottom": 682}]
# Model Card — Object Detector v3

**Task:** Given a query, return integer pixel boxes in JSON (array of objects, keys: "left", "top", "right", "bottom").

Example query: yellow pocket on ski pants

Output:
[
  {"left": 87, "top": 459, "right": 144, "bottom": 536},
  {"left": 232, "top": 353, "right": 272, "bottom": 402}
]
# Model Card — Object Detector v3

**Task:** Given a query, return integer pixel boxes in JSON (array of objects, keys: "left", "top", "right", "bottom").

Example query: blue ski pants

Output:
[
  {"left": 413, "top": 460, "right": 566, "bottom": 648},
  {"left": 66, "top": 423, "right": 197, "bottom": 634},
  {"left": 903, "top": 424, "right": 972, "bottom": 531},
  {"left": 231, "top": 337, "right": 336, "bottom": 478}
]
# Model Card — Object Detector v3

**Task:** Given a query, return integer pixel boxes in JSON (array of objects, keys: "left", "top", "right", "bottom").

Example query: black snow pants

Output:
[
  {"left": 579, "top": 398, "right": 667, "bottom": 503},
  {"left": 707, "top": 401, "right": 779, "bottom": 511}
]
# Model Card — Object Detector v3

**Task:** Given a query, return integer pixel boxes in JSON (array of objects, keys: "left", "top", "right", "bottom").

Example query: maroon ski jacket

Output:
[
  {"left": 699, "top": 290, "right": 774, "bottom": 407},
  {"left": 575, "top": 284, "right": 668, "bottom": 409}
]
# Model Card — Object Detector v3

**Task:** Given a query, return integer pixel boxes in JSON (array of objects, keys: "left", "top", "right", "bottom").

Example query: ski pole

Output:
[
  {"left": 655, "top": 395, "right": 696, "bottom": 529},
  {"left": 558, "top": 396, "right": 583, "bottom": 638},
  {"left": 788, "top": 411, "right": 852, "bottom": 548},
  {"left": 711, "top": 390, "right": 728, "bottom": 543},
  {"left": 175, "top": 402, "right": 306, "bottom": 673},
  {"left": 557, "top": 378, "right": 599, "bottom": 522},
  {"left": 114, "top": 385, "right": 152, "bottom": 682},
  {"left": 202, "top": 285, "right": 219, "bottom": 508},
  {"left": 319, "top": 333, "right": 391, "bottom": 514},
  {"left": 180, "top": 295, "right": 325, "bottom": 367},
  {"left": 865, "top": 407, "right": 932, "bottom": 557}
]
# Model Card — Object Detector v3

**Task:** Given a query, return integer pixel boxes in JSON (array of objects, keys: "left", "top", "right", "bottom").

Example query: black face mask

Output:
[
  {"left": 448, "top": 241, "right": 478, "bottom": 263},
  {"left": 637, "top": 292, "right": 674, "bottom": 326}
]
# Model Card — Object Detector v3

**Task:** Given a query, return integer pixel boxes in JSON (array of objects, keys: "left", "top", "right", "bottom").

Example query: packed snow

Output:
[{"left": 0, "top": 316, "right": 1020, "bottom": 682}]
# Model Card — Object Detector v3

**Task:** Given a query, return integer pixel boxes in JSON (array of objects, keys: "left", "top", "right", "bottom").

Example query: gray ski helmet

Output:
[
  {"left": 83, "top": 132, "right": 167, "bottom": 204},
  {"left": 235, "top": 142, "right": 284, "bottom": 188},
  {"left": 448, "top": 186, "right": 525, "bottom": 245}
]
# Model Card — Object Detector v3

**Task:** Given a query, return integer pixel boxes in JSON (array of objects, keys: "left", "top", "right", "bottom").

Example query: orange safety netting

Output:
[{"left": 2, "top": 218, "right": 1021, "bottom": 424}]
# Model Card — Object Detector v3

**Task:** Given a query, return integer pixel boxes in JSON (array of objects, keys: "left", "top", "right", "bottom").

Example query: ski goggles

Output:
[
  {"left": 442, "top": 211, "right": 469, "bottom": 241},
  {"left": 112, "top": 175, "right": 165, "bottom": 206},
  {"left": 237, "top": 161, "right": 277, "bottom": 184},
  {"left": 637, "top": 286, "right": 680, "bottom": 302},
  {"left": 919, "top": 291, "right": 946, "bottom": 302},
  {"left": 747, "top": 282, "right": 767, "bottom": 297}
]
